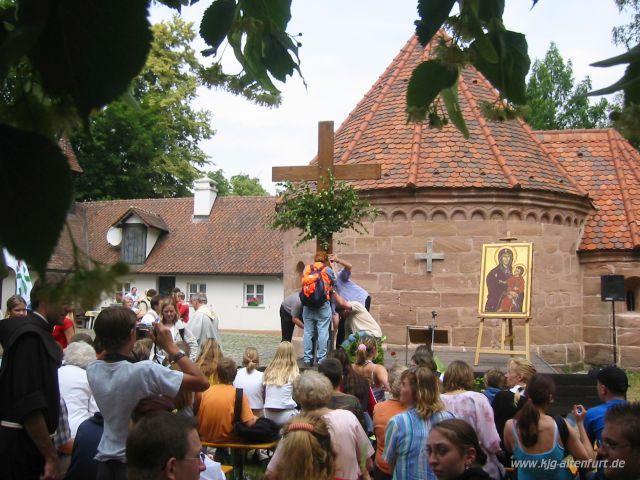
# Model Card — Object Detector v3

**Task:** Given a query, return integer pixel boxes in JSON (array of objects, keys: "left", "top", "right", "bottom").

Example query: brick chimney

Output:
[{"left": 193, "top": 177, "right": 218, "bottom": 218}]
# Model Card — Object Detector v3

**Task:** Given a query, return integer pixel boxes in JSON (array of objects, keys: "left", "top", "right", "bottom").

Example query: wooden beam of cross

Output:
[{"left": 272, "top": 121, "right": 381, "bottom": 253}]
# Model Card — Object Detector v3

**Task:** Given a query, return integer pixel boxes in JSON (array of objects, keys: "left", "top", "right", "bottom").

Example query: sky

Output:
[{"left": 150, "top": 1, "right": 630, "bottom": 194}]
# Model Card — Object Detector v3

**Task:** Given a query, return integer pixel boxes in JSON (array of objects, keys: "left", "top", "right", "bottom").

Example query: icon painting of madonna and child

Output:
[{"left": 477, "top": 242, "right": 533, "bottom": 318}]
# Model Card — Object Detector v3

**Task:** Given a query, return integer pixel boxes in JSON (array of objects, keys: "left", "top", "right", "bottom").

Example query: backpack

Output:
[
  {"left": 233, "top": 388, "right": 280, "bottom": 443},
  {"left": 299, "top": 262, "right": 332, "bottom": 308}
]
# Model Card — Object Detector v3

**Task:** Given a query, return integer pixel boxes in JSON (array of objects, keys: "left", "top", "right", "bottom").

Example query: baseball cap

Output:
[{"left": 589, "top": 365, "right": 629, "bottom": 394}]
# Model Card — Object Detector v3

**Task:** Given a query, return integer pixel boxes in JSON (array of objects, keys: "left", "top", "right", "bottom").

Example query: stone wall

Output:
[
  {"left": 580, "top": 252, "right": 640, "bottom": 369},
  {"left": 283, "top": 189, "right": 596, "bottom": 369}
]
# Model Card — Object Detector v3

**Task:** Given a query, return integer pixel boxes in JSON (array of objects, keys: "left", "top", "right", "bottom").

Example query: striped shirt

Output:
[{"left": 382, "top": 408, "right": 454, "bottom": 480}]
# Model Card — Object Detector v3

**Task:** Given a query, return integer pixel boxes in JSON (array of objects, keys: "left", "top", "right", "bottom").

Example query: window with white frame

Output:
[
  {"left": 187, "top": 283, "right": 207, "bottom": 300},
  {"left": 244, "top": 284, "right": 264, "bottom": 306},
  {"left": 115, "top": 282, "right": 131, "bottom": 303}
]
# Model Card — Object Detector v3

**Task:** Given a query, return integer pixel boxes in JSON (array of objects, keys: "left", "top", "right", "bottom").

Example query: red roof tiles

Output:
[
  {"left": 59, "top": 136, "right": 83, "bottom": 173},
  {"left": 113, "top": 206, "right": 169, "bottom": 232},
  {"left": 49, "top": 196, "right": 283, "bottom": 274},
  {"left": 537, "top": 129, "right": 640, "bottom": 251},
  {"left": 330, "top": 35, "right": 584, "bottom": 196}
]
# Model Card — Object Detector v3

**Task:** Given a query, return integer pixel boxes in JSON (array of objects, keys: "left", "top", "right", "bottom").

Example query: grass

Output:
[{"left": 628, "top": 371, "right": 640, "bottom": 402}]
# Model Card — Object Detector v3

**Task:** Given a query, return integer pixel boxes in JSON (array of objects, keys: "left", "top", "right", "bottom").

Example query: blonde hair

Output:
[
  {"left": 443, "top": 360, "right": 475, "bottom": 392},
  {"left": 132, "top": 338, "right": 153, "bottom": 361},
  {"left": 388, "top": 364, "right": 408, "bottom": 399},
  {"left": 507, "top": 358, "right": 536, "bottom": 383},
  {"left": 4, "top": 294, "right": 26, "bottom": 318},
  {"left": 243, "top": 347, "right": 260, "bottom": 373},
  {"left": 264, "top": 341, "right": 299, "bottom": 386},
  {"left": 403, "top": 367, "right": 445, "bottom": 420},
  {"left": 196, "top": 339, "right": 223, "bottom": 385},
  {"left": 277, "top": 413, "right": 334, "bottom": 480},
  {"left": 355, "top": 335, "right": 376, "bottom": 366}
]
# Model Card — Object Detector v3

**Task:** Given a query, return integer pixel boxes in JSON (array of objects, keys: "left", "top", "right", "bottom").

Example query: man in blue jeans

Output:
[{"left": 302, "top": 251, "right": 336, "bottom": 366}]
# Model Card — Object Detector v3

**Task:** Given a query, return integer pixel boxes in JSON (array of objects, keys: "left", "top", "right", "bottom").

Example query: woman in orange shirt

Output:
[{"left": 373, "top": 365, "right": 408, "bottom": 480}]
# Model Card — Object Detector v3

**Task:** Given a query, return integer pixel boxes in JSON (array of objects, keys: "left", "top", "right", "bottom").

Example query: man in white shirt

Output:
[
  {"left": 336, "top": 301, "right": 383, "bottom": 338},
  {"left": 188, "top": 293, "right": 222, "bottom": 348},
  {"left": 139, "top": 294, "right": 162, "bottom": 326}
]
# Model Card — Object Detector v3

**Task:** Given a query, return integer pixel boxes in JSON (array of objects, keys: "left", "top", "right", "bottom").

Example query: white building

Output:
[{"left": 44, "top": 178, "right": 283, "bottom": 331}]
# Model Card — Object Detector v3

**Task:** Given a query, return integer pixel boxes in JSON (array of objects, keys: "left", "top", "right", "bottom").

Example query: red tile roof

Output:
[
  {"left": 113, "top": 206, "right": 169, "bottom": 232},
  {"left": 536, "top": 129, "right": 640, "bottom": 251},
  {"left": 49, "top": 196, "right": 283, "bottom": 275},
  {"left": 58, "top": 136, "right": 83, "bottom": 173},
  {"left": 330, "top": 35, "right": 585, "bottom": 197}
]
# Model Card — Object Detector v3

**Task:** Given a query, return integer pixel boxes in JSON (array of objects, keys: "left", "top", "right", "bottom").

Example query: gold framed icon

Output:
[{"left": 478, "top": 242, "right": 533, "bottom": 318}]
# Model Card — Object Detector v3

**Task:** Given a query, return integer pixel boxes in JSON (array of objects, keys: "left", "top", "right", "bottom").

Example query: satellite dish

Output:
[{"left": 107, "top": 227, "right": 122, "bottom": 246}]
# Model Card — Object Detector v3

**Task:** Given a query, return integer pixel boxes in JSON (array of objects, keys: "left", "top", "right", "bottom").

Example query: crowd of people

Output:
[{"left": 1, "top": 272, "right": 639, "bottom": 480}]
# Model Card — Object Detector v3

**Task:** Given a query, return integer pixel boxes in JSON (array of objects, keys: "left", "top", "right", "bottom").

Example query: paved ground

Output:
[
  {"left": 77, "top": 328, "right": 555, "bottom": 373},
  {"left": 215, "top": 332, "right": 557, "bottom": 373},
  {"left": 220, "top": 331, "right": 282, "bottom": 366}
]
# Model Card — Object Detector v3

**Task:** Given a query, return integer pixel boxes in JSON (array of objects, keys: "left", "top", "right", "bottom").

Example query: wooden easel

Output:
[{"left": 474, "top": 317, "right": 530, "bottom": 366}]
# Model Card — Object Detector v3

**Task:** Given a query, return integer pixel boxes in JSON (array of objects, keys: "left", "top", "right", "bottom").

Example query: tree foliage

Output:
[
  {"left": 207, "top": 169, "right": 268, "bottom": 196},
  {"left": 525, "top": 43, "right": 612, "bottom": 130},
  {"left": 409, "top": 0, "right": 640, "bottom": 140},
  {"left": 73, "top": 17, "right": 212, "bottom": 201},
  {"left": 407, "top": 0, "right": 532, "bottom": 138},
  {"left": 613, "top": 0, "right": 640, "bottom": 48},
  {"left": 271, "top": 174, "right": 378, "bottom": 251},
  {"left": 1, "top": 0, "right": 638, "bottom": 284},
  {"left": 0, "top": 0, "right": 302, "bottom": 280}
]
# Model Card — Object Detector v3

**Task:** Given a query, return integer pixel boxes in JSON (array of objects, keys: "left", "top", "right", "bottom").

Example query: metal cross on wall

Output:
[
  {"left": 272, "top": 121, "right": 381, "bottom": 253},
  {"left": 415, "top": 240, "right": 445, "bottom": 273}
]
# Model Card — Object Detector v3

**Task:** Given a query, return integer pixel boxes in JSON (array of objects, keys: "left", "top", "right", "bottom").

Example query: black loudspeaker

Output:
[{"left": 601, "top": 275, "right": 625, "bottom": 301}]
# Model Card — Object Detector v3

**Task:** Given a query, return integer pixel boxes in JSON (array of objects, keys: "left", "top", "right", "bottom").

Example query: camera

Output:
[{"left": 135, "top": 324, "right": 152, "bottom": 340}]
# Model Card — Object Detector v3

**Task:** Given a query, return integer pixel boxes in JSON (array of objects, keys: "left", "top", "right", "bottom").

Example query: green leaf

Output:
[
  {"left": 264, "top": 32, "right": 298, "bottom": 82},
  {"left": 473, "top": 30, "right": 530, "bottom": 105},
  {"left": 441, "top": 81, "right": 469, "bottom": 138},
  {"left": 588, "top": 62, "right": 640, "bottom": 98},
  {"left": 0, "top": 125, "right": 73, "bottom": 275},
  {"left": 156, "top": 0, "right": 199, "bottom": 11},
  {"left": 406, "top": 60, "right": 458, "bottom": 122},
  {"left": 242, "top": 0, "right": 292, "bottom": 30},
  {"left": 28, "top": 0, "right": 152, "bottom": 118},
  {"left": 591, "top": 44, "right": 640, "bottom": 67},
  {"left": 470, "top": 33, "right": 499, "bottom": 64},
  {"left": 415, "top": 0, "right": 456, "bottom": 46},
  {"left": 0, "top": 3, "right": 47, "bottom": 81},
  {"left": 200, "top": 0, "right": 237, "bottom": 54},
  {"left": 478, "top": 0, "right": 505, "bottom": 23}
]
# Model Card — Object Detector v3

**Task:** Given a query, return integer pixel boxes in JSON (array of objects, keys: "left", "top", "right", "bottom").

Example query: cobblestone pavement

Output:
[{"left": 219, "top": 331, "right": 282, "bottom": 366}]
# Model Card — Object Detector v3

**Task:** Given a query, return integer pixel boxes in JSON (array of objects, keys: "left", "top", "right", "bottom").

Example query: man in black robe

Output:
[{"left": 0, "top": 282, "right": 67, "bottom": 479}]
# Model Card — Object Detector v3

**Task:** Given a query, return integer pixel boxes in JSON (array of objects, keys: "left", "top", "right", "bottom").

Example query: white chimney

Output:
[{"left": 193, "top": 177, "right": 218, "bottom": 217}]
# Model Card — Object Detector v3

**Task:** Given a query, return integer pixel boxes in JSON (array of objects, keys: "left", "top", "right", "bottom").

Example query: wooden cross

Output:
[
  {"left": 415, "top": 240, "right": 445, "bottom": 273},
  {"left": 272, "top": 121, "right": 381, "bottom": 253}
]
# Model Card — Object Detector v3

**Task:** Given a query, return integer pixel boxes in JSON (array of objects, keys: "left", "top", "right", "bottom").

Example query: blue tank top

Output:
[{"left": 511, "top": 421, "right": 574, "bottom": 480}]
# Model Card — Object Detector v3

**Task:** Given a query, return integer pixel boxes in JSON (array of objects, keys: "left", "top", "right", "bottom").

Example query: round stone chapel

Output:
[{"left": 283, "top": 36, "right": 640, "bottom": 370}]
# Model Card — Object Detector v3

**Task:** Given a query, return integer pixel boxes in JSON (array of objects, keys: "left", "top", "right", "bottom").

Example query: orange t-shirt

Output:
[
  {"left": 198, "top": 384, "right": 255, "bottom": 443},
  {"left": 373, "top": 399, "right": 408, "bottom": 474}
]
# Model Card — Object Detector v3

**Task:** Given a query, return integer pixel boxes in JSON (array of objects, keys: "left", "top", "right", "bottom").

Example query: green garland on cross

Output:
[{"left": 270, "top": 173, "right": 378, "bottom": 251}]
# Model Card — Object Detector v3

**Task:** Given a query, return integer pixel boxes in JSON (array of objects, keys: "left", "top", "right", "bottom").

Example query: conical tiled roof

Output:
[
  {"left": 537, "top": 129, "right": 640, "bottom": 251},
  {"left": 331, "top": 35, "right": 585, "bottom": 197}
]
